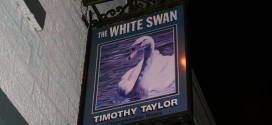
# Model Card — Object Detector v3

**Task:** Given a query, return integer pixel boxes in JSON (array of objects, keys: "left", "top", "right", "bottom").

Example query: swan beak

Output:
[
  {"left": 129, "top": 43, "right": 141, "bottom": 60},
  {"left": 129, "top": 49, "right": 138, "bottom": 60}
]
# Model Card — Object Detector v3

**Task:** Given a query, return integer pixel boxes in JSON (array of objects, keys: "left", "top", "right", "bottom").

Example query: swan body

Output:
[{"left": 118, "top": 36, "right": 175, "bottom": 100}]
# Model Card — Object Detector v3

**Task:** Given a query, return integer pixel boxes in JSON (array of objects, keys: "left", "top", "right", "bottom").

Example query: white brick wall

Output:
[{"left": 0, "top": 0, "right": 87, "bottom": 125}]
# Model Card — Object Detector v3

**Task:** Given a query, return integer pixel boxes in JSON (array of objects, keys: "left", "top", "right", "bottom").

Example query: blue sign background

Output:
[{"left": 83, "top": 5, "right": 188, "bottom": 125}]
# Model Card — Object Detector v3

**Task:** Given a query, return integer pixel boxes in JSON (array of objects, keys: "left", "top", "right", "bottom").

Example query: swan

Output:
[{"left": 118, "top": 36, "right": 175, "bottom": 100}]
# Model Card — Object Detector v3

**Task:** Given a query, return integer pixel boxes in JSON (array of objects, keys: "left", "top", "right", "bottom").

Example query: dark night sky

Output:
[{"left": 188, "top": 0, "right": 271, "bottom": 124}]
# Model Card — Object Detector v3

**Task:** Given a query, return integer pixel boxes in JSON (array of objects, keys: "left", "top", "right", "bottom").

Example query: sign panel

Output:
[{"left": 83, "top": 4, "right": 189, "bottom": 125}]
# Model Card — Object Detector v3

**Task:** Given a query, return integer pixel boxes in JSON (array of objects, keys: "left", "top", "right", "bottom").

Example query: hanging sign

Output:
[{"left": 83, "top": 4, "right": 189, "bottom": 125}]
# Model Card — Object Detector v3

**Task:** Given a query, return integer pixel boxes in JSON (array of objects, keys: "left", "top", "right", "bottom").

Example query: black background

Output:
[{"left": 188, "top": 0, "right": 271, "bottom": 124}]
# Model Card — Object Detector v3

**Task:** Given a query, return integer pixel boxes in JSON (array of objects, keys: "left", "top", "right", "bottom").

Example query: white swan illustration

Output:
[{"left": 118, "top": 36, "right": 175, "bottom": 100}]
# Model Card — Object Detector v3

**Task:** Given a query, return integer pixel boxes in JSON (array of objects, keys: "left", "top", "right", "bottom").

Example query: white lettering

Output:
[
  {"left": 119, "top": 23, "right": 126, "bottom": 35},
  {"left": 93, "top": 107, "right": 138, "bottom": 123},
  {"left": 163, "top": 12, "right": 170, "bottom": 23},
  {"left": 137, "top": 19, "right": 143, "bottom": 30},
  {"left": 151, "top": 103, "right": 157, "bottom": 111},
  {"left": 164, "top": 100, "right": 171, "bottom": 108},
  {"left": 102, "top": 114, "right": 111, "bottom": 121},
  {"left": 141, "top": 99, "right": 178, "bottom": 113},
  {"left": 109, "top": 19, "right": 143, "bottom": 37},
  {"left": 110, "top": 26, "right": 119, "bottom": 37},
  {"left": 131, "top": 107, "right": 137, "bottom": 115},
  {"left": 141, "top": 105, "right": 147, "bottom": 112},
  {"left": 146, "top": 17, "right": 153, "bottom": 27},
  {"left": 170, "top": 10, "right": 177, "bottom": 21},
  {"left": 123, "top": 108, "right": 130, "bottom": 116},
  {"left": 172, "top": 99, "right": 178, "bottom": 106},
  {"left": 117, "top": 110, "right": 123, "bottom": 118},
  {"left": 111, "top": 112, "right": 118, "bottom": 119},
  {"left": 93, "top": 116, "right": 99, "bottom": 123},
  {"left": 153, "top": 14, "right": 163, "bottom": 26},
  {"left": 130, "top": 20, "right": 137, "bottom": 32},
  {"left": 145, "top": 10, "right": 178, "bottom": 28}
]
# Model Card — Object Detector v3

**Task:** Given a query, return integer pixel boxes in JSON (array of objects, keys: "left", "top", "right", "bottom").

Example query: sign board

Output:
[{"left": 83, "top": 4, "right": 189, "bottom": 125}]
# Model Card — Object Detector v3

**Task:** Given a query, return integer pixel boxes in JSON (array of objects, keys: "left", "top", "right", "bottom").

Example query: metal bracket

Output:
[{"left": 83, "top": 0, "right": 185, "bottom": 28}]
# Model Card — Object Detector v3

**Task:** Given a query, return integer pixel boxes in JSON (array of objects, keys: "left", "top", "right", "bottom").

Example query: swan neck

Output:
[
  {"left": 143, "top": 44, "right": 154, "bottom": 61},
  {"left": 126, "top": 41, "right": 155, "bottom": 98}
]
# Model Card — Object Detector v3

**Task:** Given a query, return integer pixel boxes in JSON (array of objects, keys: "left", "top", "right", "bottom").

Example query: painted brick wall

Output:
[
  {"left": 0, "top": 0, "right": 87, "bottom": 124},
  {"left": 0, "top": 0, "right": 128, "bottom": 124}
]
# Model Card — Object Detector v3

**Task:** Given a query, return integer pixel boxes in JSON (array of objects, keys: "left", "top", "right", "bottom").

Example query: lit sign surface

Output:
[{"left": 83, "top": 5, "right": 189, "bottom": 125}]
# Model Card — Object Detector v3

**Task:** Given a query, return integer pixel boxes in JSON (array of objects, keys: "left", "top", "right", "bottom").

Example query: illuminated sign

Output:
[{"left": 83, "top": 4, "right": 189, "bottom": 125}]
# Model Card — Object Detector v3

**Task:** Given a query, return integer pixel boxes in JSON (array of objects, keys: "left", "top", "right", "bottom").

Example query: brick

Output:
[
  {"left": 32, "top": 83, "right": 50, "bottom": 119},
  {"left": 37, "top": 39, "right": 46, "bottom": 60},
  {"left": 43, "top": 50, "right": 62, "bottom": 83},
  {"left": 39, "top": 0, "right": 62, "bottom": 17},
  {"left": 68, "top": 103, "right": 78, "bottom": 125},
  {"left": 37, "top": 16, "right": 54, "bottom": 38},
  {"left": 0, "top": 40, "right": 14, "bottom": 87},
  {"left": 1, "top": 0, "right": 23, "bottom": 26},
  {"left": 72, "top": 0, "right": 85, "bottom": 13},
  {"left": 63, "top": 65, "right": 79, "bottom": 92},
  {"left": 60, "top": 76, "right": 80, "bottom": 109},
  {"left": 48, "top": 75, "right": 69, "bottom": 120},
  {"left": 10, "top": 52, "right": 34, "bottom": 96},
  {"left": 0, "top": 39, "right": 14, "bottom": 68},
  {"left": 42, "top": 33, "right": 59, "bottom": 53},
  {"left": 1, "top": 75, "right": 47, "bottom": 125},
  {"left": 28, "top": 51, "right": 42, "bottom": 80},
  {"left": 62, "top": 0, "right": 72, "bottom": 12},
  {"left": 67, "top": 35, "right": 81, "bottom": 57},
  {"left": 0, "top": 75, "right": 28, "bottom": 122},
  {"left": 55, "top": 57, "right": 70, "bottom": 80},
  {"left": 0, "top": 61, "right": 9, "bottom": 88},
  {"left": 52, "top": 111, "right": 67, "bottom": 125},
  {"left": 6, "top": 28, "right": 32, "bottom": 64},
  {"left": 39, "top": 116, "right": 51, "bottom": 125},
  {"left": 32, "top": 82, "right": 56, "bottom": 125},
  {"left": 14, "top": 34, "right": 32, "bottom": 64},
  {"left": 0, "top": 8, "right": 32, "bottom": 64},
  {"left": 27, "top": 107, "right": 44, "bottom": 125},
  {"left": 63, "top": 43, "right": 77, "bottom": 69},
  {"left": 20, "top": 18, "right": 41, "bottom": 53},
  {"left": 76, "top": 65, "right": 84, "bottom": 82},
  {"left": 1, "top": 0, "right": 90, "bottom": 124},
  {"left": 46, "top": 43, "right": 67, "bottom": 74},
  {"left": 69, "top": 2, "right": 88, "bottom": 33},
  {"left": 77, "top": 45, "right": 87, "bottom": 76},
  {"left": 39, "top": 63, "right": 49, "bottom": 92}
]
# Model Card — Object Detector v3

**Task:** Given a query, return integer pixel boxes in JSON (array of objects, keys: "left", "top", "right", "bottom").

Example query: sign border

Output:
[{"left": 82, "top": 4, "right": 192, "bottom": 125}]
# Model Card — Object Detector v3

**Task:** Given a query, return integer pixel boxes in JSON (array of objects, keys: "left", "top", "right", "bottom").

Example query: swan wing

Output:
[
  {"left": 142, "top": 50, "right": 175, "bottom": 91},
  {"left": 118, "top": 60, "right": 144, "bottom": 95}
]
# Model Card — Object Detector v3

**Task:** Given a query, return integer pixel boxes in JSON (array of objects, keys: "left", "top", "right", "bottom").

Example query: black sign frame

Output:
[{"left": 80, "top": 1, "right": 192, "bottom": 125}]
